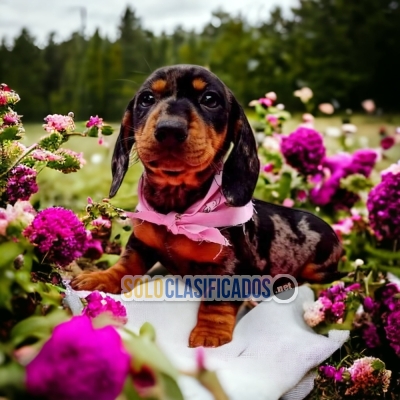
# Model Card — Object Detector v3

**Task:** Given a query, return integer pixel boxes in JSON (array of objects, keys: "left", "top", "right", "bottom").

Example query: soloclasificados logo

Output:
[{"left": 121, "top": 274, "right": 298, "bottom": 304}]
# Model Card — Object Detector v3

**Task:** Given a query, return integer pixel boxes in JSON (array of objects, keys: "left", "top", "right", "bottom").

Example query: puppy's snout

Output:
[{"left": 155, "top": 120, "right": 188, "bottom": 143}]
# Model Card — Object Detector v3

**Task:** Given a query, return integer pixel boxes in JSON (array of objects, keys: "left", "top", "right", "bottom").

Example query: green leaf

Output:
[
  {"left": 0, "top": 362, "right": 25, "bottom": 395},
  {"left": 0, "top": 241, "right": 24, "bottom": 269},
  {"left": 0, "top": 126, "right": 22, "bottom": 142},
  {"left": 139, "top": 322, "right": 156, "bottom": 341},
  {"left": 101, "top": 125, "right": 114, "bottom": 136},
  {"left": 371, "top": 359, "right": 385, "bottom": 371},
  {"left": 158, "top": 372, "right": 184, "bottom": 400},
  {"left": 197, "top": 370, "right": 229, "bottom": 400},
  {"left": 278, "top": 171, "right": 292, "bottom": 200},
  {"left": 10, "top": 309, "right": 69, "bottom": 347},
  {"left": 123, "top": 328, "right": 178, "bottom": 380},
  {"left": 86, "top": 126, "right": 99, "bottom": 137}
]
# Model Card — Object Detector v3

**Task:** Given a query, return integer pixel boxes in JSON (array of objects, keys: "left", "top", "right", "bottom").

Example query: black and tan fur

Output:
[{"left": 71, "top": 65, "right": 342, "bottom": 347}]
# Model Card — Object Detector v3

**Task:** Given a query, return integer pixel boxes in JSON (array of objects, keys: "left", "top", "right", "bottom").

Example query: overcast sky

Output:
[{"left": 0, "top": 0, "right": 297, "bottom": 46}]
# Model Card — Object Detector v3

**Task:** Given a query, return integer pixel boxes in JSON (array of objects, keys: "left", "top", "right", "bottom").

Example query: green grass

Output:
[{"left": 22, "top": 113, "right": 400, "bottom": 212}]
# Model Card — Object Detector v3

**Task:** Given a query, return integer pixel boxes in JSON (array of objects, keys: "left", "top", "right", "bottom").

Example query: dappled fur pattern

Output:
[{"left": 71, "top": 65, "right": 343, "bottom": 347}]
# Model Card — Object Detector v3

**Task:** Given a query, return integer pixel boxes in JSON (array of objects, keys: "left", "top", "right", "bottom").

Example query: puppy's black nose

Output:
[{"left": 155, "top": 120, "right": 188, "bottom": 143}]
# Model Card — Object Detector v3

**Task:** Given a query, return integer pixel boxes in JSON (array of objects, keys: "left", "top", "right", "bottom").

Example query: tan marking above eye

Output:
[
  {"left": 192, "top": 78, "right": 207, "bottom": 91},
  {"left": 151, "top": 79, "right": 167, "bottom": 93}
]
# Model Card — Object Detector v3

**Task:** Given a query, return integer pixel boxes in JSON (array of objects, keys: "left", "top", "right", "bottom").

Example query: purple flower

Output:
[
  {"left": 5, "top": 165, "right": 38, "bottom": 204},
  {"left": 23, "top": 207, "right": 88, "bottom": 267},
  {"left": 380, "top": 283, "right": 400, "bottom": 311},
  {"left": 385, "top": 310, "right": 400, "bottom": 356},
  {"left": 331, "top": 302, "right": 346, "bottom": 319},
  {"left": 367, "top": 171, "right": 400, "bottom": 240},
  {"left": 3, "top": 111, "right": 19, "bottom": 125},
  {"left": 311, "top": 149, "right": 377, "bottom": 209},
  {"left": 362, "top": 323, "right": 381, "bottom": 348},
  {"left": 83, "top": 291, "right": 128, "bottom": 324},
  {"left": 281, "top": 127, "right": 326, "bottom": 175},
  {"left": 26, "top": 316, "right": 130, "bottom": 400}
]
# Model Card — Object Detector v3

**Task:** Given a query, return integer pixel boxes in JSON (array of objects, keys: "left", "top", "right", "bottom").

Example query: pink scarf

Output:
[{"left": 131, "top": 170, "right": 254, "bottom": 246}]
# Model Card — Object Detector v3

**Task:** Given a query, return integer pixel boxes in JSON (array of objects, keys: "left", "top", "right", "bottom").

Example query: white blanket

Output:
[{"left": 67, "top": 280, "right": 348, "bottom": 400}]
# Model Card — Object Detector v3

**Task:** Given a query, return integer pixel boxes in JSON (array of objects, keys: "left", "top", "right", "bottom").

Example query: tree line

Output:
[{"left": 1, "top": 0, "right": 399, "bottom": 121}]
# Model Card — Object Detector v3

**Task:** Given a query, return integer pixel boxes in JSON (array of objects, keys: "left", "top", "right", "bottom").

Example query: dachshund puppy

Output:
[{"left": 71, "top": 65, "right": 343, "bottom": 347}]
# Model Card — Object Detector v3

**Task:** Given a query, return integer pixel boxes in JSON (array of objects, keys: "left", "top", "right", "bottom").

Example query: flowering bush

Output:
[
  {"left": 250, "top": 89, "right": 400, "bottom": 398},
  {"left": 0, "top": 85, "right": 226, "bottom": 400}
]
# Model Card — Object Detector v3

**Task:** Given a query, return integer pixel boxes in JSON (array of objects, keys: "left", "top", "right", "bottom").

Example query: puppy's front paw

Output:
[
  {"left": 189, "top": 326, "right": 232, "bottom": 348},
  {"left": 70, "top": 271, "right": 121, "bottom": 293}
]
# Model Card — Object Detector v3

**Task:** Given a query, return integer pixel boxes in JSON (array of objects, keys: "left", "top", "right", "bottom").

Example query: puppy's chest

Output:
[{"left": 132, "top": 219, "right": 229, "bottom": 267}]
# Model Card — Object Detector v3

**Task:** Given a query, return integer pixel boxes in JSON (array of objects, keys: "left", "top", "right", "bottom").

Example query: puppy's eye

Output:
[
  {"left": 138, "top": 92, "right": 155, "bottom": 107},
  {"left": 200, "top": 92, "right": 220, "bottom": 109}
]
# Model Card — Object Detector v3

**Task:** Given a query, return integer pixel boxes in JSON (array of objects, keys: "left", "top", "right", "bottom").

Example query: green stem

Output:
[{"left": 0, "top": 143, "right": 39, "bottom": 178}]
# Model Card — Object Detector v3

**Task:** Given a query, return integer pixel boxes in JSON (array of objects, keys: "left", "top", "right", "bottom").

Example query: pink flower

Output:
[
  {"left": 83, "top": 291, "right": 128, "bottom": 324},
  {"left": 3, "top": 111, "right": 19, "bottom": 125},
  {"left": 266, "top": 114, "right": 279, "bottom": 126},
  {"left": 282, "top": 198, "right": 294, "bottom": 207},
  {"left": 0, "top": 93, "right": 7, "bottom": 105},
  {"left": 92, "top": 216, "right": 112, "bottom": 229},
  {"left": 304, "top": 298, "right": 325, "bottom": 327},
  {"left": 86, "top": 115, "right": 104, "bottom": 128},
  {"left": 332, "top": 217, "right": 354, "bottom": 236},
  {"left": 318, "top": 103, "right": 335, "bottom": 115},
  {"left": 262, "top": 163, "right": 274, "bottom": 173},
  {"left": 346, "top": 357, "right": 391, "bottom": 396},
  {"left": 297, "top": 190, "right": 307, "bottom": 202},
  {"left": 43, "top": 114, "right": 75, "bottom": 133},
  {"left": 259, "top": 97, "right": 273, "bottom": 107},
  {"left": 196, "top": 346, "right": 206, "bottom": 370},
  {"left": 26, "top": 316, "right": 130, "bottom": 400}
]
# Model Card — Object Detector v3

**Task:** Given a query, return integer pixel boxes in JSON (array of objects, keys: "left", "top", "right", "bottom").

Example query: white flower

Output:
[{"left": 304, "top": 299, "right": 325, "bottom": 327}]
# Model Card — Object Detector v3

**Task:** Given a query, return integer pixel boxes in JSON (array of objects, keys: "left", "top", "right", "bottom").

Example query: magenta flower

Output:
[
  {"left": 23, "top": 207, "right": 88, "bottom": 267},
  {"left": 363, "top": 296, "right": 376, "bottom": 313},
  {"left": 311, "top": 149, "right": 377, "bottom": 209},
  {"left": 43, "top": 114, "right": 75, "bottom": 133},
  {"left": 86, "top": 115, "right": 104, "bottom": 128},
  {"left": 26, "top": 316, "right": 130, "bottom": 400},
  {"left": 331, "top": 302, "right": 345, "bottom": 319},
  {"left": 281, "top": 127, "right": 326, "bottom": 176},
  {"left": 319, "top": 365, "right": 344, "bottom": 381},
  {"left": 3, "top": 111, "right": 19, "bottom": 125},
  {"left": 380, "top": 136, "right": 395, "bottom": 150},
  {"left": 5, "top": 165, "right": 38, "bottom": 204},
  {"left": 83, "top": 291, "right": 127, "bottom": 324},
  {"left": 367, "top": 169, "right": 400, "bottom": 240}
]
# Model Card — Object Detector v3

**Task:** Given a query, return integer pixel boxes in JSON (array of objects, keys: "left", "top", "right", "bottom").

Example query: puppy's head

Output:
[{"left": 110, "top": 65, "right": 259, "bottom": 207}]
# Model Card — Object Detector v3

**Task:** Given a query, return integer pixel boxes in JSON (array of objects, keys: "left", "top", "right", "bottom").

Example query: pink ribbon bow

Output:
[{"left": 131, "top": 170, "right": 254, "bottom": 246}]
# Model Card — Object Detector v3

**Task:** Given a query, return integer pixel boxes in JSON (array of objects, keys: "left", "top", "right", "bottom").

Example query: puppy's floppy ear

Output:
[
  {"left": 109, "top": 97, "right": 136, "bottom": 198},
  {"left": 222, "top": 92, "right": 260, "bottom": 207}
]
